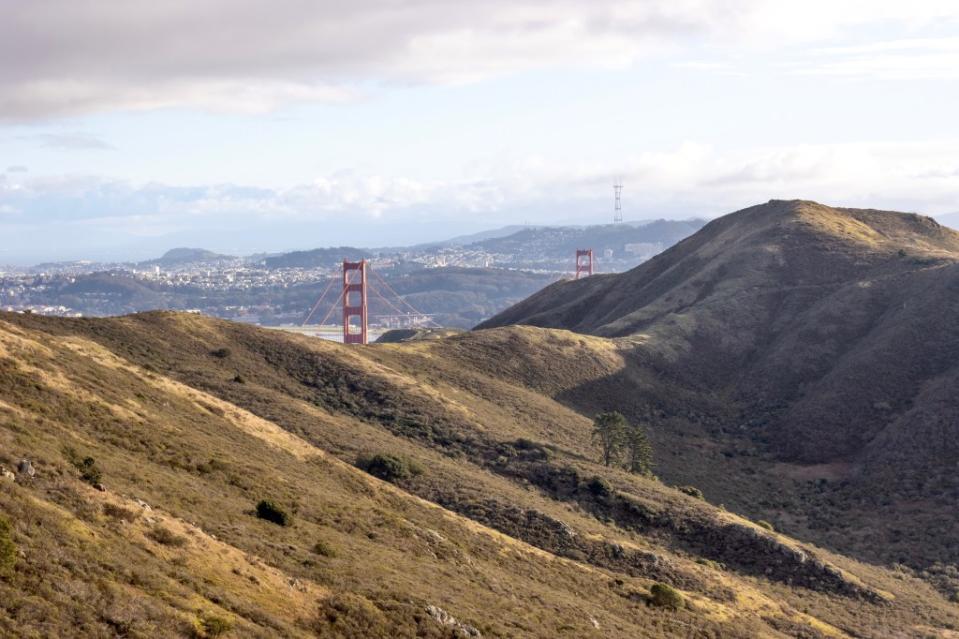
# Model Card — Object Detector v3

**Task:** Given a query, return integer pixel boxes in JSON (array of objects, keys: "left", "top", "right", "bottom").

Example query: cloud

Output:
[
  {"left": 5, "top": 139, "right": 959, "bottom": 226},
  {"left": 4, "top": 0, "right": 959, "bottom": 121},
  {"left": 6, "top": 166, "right": 28, "bottom": 173},
  {"left": 21, "top": 133, "right": 115, "bottom": 150}
]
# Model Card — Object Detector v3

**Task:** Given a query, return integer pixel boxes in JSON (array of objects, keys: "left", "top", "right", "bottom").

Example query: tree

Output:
[
  {"left": 625, "top": 419, "right": 654, "bottom": 476},
  {"left": 592, "top": 412, "right": 628, "bottom": 467}
]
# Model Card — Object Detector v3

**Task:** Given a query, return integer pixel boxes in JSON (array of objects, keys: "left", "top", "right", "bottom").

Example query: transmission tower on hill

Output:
[{"left": 613, "top": 181, "right": 623, "bottom": 224}]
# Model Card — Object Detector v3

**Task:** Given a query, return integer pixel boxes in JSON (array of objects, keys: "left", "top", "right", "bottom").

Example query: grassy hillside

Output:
[
  {"left": 477, "top": 201, "right": 959, "bottom": 570},
  {"left": 1, "top": 310, "right": 958, "bottom": 637}
]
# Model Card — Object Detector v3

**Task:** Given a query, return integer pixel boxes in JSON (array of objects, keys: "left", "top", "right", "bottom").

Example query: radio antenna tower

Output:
[{"left": 613, "top": 181, "right": 623, "bottom": 224}]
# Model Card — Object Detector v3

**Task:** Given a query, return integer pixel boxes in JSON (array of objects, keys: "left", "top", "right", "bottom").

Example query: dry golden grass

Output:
[{"left": 0, "top": 309, "right": 957, "bottom": 637}]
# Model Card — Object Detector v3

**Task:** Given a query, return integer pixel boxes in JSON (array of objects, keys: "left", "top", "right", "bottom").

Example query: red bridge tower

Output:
[
  {"left": 342, "top": 259, "right": 368, "bottom": 344},
  {"left": 575, "top": 249, "right": 593, "bottom": 279}
]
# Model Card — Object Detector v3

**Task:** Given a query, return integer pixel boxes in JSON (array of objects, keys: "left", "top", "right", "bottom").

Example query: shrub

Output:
[
  {"left": 757, "top": 520, "right": 775, "bottom": 532},
  {"left": 356, "top": 454, "right": 423, "bottom": 483},
  {"left": 255, "top": 500, "right": 292, "bottom": 526},
  {"left": 678, "top": 485, "right": 704, "bottom": 500},
  {"left": 232, "top": 374, "right": 245, "bottom": 384},
  {"left": 194, "top": 614, "right": 233, "bottom": 638},
  {"left": 585, "top": 476, "right": 613, "bottom": 497},
  {"left": 209, "top": 347, "right": 231, "bottom": 359},
  {"left": 695, "top": 558, "right": 724, "bottom": 570},
  {"left": 75, "top": 456, "right": 102, "bottom": 486},
  {"left": 649, "top": 583, "right": 684, "bottom": 610},
  {"left": 147, "top": 525, "right": 188, "bottom": 547},
  {"left": 314, "top": 593, "right": 390, "bottom": 637},
  {"left": 0, "top": 516, "right": 15, "bottom": 577},
  {"left": 313, "top": 540, "right": 337, "bottom": 558}
]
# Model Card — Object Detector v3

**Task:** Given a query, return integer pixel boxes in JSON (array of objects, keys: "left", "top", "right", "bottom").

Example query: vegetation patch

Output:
[
  {"left": 0, "top": 515, "right": 15, "bottom": 577},
  {"left": 313, "top": 539, "right": 338, "bottom": 558},
  {"left": 314, "top": 592, "right": 391, "bottom": 638},
  {"left": 147, "top": 525, "right": 188, "bottom": 547},
  {"left": 649, "top": 583, "right": 684, "bottom": 610},
  {"left": 66, "top": 448, "right": 103, "bottom": 486},
  {"left": 102, "top": 503, "right": 138, "bottom": 522},
  {"left": 356, "top": 453, "right": 424, "bottom": 484},
  {"left": 193, "top": 613, "right": 233, "bottom": 638},
  {"left": 255, "top": 500, "right": 292, "bottom": 526},
  {"left": 678, "top": 485, "right": 705, "bottom": 500},
  {"left": 591, "top": 411, "right": 653, "bottom": 475}
]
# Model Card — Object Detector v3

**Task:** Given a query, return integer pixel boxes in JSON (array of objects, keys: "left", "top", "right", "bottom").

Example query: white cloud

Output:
[
  {"left": 5, "top": 139, "right": 959, "bottom": 229},
  {"left": 4, "top": 0, "right": 959, "bottom": 120}
]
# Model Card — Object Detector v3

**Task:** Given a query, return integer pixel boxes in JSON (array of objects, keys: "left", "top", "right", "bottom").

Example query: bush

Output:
[
  {"left": 314, "top": 593, "right": 390, "bottom": 637},
  {"left": 757, "top": 520, "right": 775, "bottom": 532},
  {"left": 255, "top": 500, "right": 292, "bottom": 526},
  {"left": 695, "top": 558, "right": 724, "bottom": 570},
  {"left": 585, "top": 476, "right": 613, "bottom": 497},
  {"left": 75, "top": 456, "right": 102, "bottom": 486},
  {"left": 209, "top": 347, "right": 231, "bottom": 359},
  {"left": 194, "top": 614, "right": 232, "bottom": 638},
  {"left": 0, "top": 516, "right": 15, "bottom": 577},
  {"left": 313, "top": 540, "right": 337, "bottom": 558},
  {"left": 147, "top": 525, "right": 188, "bottom": 547},
  {"left": 649, "top": 583, "right": 684, "bottom": 610},
  {"left": 678, "top": 485, "right": 704, "bottom": 500},
  {"left": 356, "top": 454, "right": 423, "bottom": 483}
]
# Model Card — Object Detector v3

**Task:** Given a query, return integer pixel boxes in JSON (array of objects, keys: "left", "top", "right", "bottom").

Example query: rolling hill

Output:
[
  {"left": 2, "top": 310, "right": 958, "bottom": 637},
  {"left": 478, "top": 200, "right": 959, "bottom": 574}
]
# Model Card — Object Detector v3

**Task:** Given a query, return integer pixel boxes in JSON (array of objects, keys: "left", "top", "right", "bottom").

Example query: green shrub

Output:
[
  {"left": 255, "top": 500, "right": 292, "bottom": 526},
  {"left": 585, "top": 476, "right": 613, "bottom": 497},
  {"left": 75, "top": 456, "right": 102, "bottom": 486},
  {"left": 314, "top": 593, "right": 390, "bottom": 637},
  {"left": 0, "top": 516, "right": 15, "bottom": 577},
  {"left": 147, "top": 525, "right": 188, "bottom": 547},
  {"left": 356, "top": 454, "right": 423, "bottom": 483},
  {"left": 678, "top": 485, "right": 704, "bottom": 500},
  {"left": 649, "top": 583, "right": 684, "bottom": 610},
  {"left": 757, "top": 520, "right": 775, "bottom": 532},
  {"left": 695, "top": 558, "right": 723, "bottom": 570},
  {"left": 194, "top": 614, "right": 233, "bottom": 638},
  {"left": 313, "top": 540, "right": 337, "bottom": 558}
]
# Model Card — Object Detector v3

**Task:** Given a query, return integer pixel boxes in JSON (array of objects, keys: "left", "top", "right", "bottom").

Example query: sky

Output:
[{"left": 2, "top": 1, "right": 959, "bottom": 264}]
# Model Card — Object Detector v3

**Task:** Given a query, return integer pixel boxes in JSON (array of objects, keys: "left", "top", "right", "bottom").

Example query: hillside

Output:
[
  {"left": 478, "top": 200, "right": 959, "bottom": 574},
  {"left": 262, "top": 247, "right": 372, "bottom": 269},
  {"left": 142, "top": 248, "right": 234, "bottom": 267},
  {"left": 465, "top": 219, "right": 707, "bottom": 271},
  {"left": 2, "top": 310, "right": 958, "bottom": 637}
]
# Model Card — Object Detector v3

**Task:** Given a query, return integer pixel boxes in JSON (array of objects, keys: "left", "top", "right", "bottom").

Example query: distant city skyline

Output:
[{"left": 3, "top": 1, "right": 959, "bottom": 264}]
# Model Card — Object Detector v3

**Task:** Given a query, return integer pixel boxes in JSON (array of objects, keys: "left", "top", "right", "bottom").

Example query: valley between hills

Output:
[{"left": 1, "top": 200, "right": 958, "bottom": 637}]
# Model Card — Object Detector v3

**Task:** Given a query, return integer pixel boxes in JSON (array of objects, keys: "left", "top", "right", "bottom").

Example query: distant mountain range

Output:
[{"left": 257, "top": 219, "right": 708, "bottom": 271}]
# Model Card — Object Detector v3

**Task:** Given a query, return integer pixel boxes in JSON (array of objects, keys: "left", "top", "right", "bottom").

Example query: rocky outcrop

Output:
[{"left": 425, "top": 604, "right": 482, "bottom": 638}]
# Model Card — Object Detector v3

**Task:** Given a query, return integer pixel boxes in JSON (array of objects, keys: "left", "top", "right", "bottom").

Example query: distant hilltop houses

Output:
[{"left": 0, "top": 220, "right": 706, "bottom": 329}]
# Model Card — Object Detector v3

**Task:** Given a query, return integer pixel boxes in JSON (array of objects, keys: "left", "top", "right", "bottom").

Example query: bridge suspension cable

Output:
[{"left": 300, "top": 263, "right": 441, "bottom": 332}]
